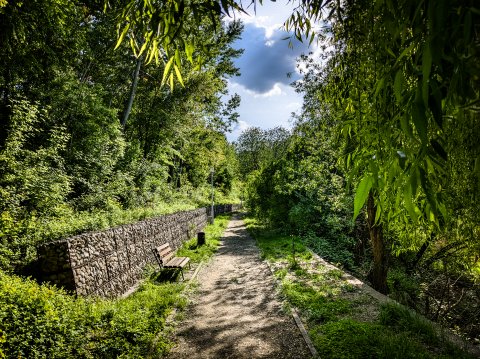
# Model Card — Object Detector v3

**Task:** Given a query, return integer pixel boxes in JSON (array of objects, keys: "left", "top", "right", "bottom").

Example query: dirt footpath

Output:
[{"left": 166, "top": 215, "right": 312, "bottom": 359}]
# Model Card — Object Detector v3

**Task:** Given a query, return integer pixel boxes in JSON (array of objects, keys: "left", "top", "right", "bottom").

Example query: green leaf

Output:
[
  {"left": 138, "top": 40, "right": 148, "bottom": 57},
  {"left": 386, "top": 46, "right": 396, "bottom": 58},
  {"left": 174, "top": 48, "right": 181, "bottom": 67},
  {"left": 353, "top": 175, "right": 373, "bottom": 220},
  {"left": 161, "top": 56, "right": 175, "bottom": 86},
  {"left": 375, "top": 201, "right": 382, "bottom": 223},
  {"left": 185, "top": 42, "right": 194, "bottom": 63},
  {"left": 115, "top": 24, "right": 130, "bottom": 50},
  {"left": 394, "top": 70, "right": 404, "bottom": 103},
  {"left": 173, "top": 64, "right": 184, "bottom": 87},
  {"left": 374, "top": 77, "right": 385, "bottom": 98},
  {"left": 412, "top": 101, "right": 427, "bottom": 145},
  {"left": 400, "top": 115, "right": 413, "bottom": 138},
  {"left": 394, "top": 43, "right": 415, "bottom": 67}
]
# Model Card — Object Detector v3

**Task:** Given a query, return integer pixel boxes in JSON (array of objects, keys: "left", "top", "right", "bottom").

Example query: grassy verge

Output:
[
  {"left": 245, "top": 217, "right": 473, "bottom": 359},
  {"left": 0, "top": 214, "right": 232, "bottom": 359},
  {"left": 176, "top": 214, "right": 231, "bottom": 263}
]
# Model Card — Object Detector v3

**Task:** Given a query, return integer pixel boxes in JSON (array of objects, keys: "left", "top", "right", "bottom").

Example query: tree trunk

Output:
[
  {"left": 366, "top": 191, "right": 389, "bottom": 294},
  {"left": 121, "top": 55, "right": 142, "bottom": 128},
  {"left": 407, "top": 236, "right": 431, "bottom": 274}
]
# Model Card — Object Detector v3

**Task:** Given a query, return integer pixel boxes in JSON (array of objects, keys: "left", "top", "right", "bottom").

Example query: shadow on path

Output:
[{"left": 166, "top": 214, "right": 311, "bottom": 358}]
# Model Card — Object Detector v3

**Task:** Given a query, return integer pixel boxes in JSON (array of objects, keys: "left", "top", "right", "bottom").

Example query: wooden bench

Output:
[{"left": 153, "top": 243, "right": 191, "bottom": 280}]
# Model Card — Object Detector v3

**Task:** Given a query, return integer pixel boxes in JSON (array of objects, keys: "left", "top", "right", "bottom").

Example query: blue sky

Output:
[{"left": 225, "top": 1, "right": 312, "bottom": 142}]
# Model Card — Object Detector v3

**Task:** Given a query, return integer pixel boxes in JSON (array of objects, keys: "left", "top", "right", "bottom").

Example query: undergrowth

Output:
[
  {"left": 0, "top": 272, "right": 185, "bottom": 358},
  {"left": 244, "top": 217, "right": 312, "bottom": 264},
  {"left": 0, "top": 213, "right": 232, "bottom": 358},
  {"left": 245, "top": 216, "right": 473, "bottom": 359}
]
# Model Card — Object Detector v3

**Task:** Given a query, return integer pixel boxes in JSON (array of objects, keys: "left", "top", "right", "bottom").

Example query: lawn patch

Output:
[{"left": 176, "top": 214, "right": 231, "bottom": 263}]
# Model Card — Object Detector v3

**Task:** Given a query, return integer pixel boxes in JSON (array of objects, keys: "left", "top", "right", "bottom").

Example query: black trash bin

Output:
[{"left": 197, "top": 232, "right": 206, "bottom": 246}]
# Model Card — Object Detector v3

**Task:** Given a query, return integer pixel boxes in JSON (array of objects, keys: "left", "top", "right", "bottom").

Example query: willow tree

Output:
[
  {"left": 305, "top": 0, "right": 479, "bottom": 292},
  {"left": 113, "top": 0, "right": 479, "bottom": 292}
]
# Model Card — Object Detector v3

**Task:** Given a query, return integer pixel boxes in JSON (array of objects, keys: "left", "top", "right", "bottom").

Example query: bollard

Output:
[{"left": 197, "top": 232, "right": 206, "bottom": 246}]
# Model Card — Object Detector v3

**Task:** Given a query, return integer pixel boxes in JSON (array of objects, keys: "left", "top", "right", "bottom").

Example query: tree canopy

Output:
[{"left": 0, "top": 0, "right": 243, "bottom": 271}]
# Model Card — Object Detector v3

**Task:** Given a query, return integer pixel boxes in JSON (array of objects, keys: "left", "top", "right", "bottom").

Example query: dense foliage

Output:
[
  {"left": 1, "top": 0, "right": 479, "bottom": 353},
  {"left": 235, "top": 0, "right": 479, "bottom": 343},
  {"left": 0, "top": 269, "right": 186, "bottom": 358},
  {"left": 0, "top": 2, "right": 242, "bottom": 272}
]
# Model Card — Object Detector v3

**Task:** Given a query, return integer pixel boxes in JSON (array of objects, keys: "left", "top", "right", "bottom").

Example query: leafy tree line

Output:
[
  {"left": 111, "top": 0, "right": 478, "bottom": 290},
  {"left": 0, "top": 1, "right": 243, "bottom": 273},
  {"left": 235, "top": 0, "right": 479, "bottom": 342}
]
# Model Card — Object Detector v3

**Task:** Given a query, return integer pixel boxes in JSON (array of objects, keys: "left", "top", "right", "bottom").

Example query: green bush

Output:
[
  {"left": 0, "top": 271, "right": 87, "bottom": 358},
  {"left": 379, "top": 303, "right": 438, "bottom": 345},
  {"left": 0, "top": 271, "right": 187, "bottom": 358},
  {"left": 86, "top": 281, "right": 187, "bottom": 358},
  {"left": 386, "top": 268, "right": 420, "bottom": 307},
  {"left": 304, "top": 231, "right": 355, "bottom": 269}
]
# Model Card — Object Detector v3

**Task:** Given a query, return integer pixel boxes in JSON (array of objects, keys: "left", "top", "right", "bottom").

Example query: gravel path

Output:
[{"left": 166, "top": 214, "right": 312, "bottom": 359}]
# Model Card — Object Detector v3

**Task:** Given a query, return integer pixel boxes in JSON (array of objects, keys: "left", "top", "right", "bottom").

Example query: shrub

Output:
[
  {"left": 387, "top": 268, "right": 421, "bottom": 307},
  {"left": 0, "top": 271, "right": 189, "bottom": 358},
  {"left": 0, "top": 271, "right": 87, "bottom": 358},
  {"left": 304, "top": 231, "right": 355, "bottom": 269},
  {"left": 86, "top": 281, "right": 187, "bottom": 358}
]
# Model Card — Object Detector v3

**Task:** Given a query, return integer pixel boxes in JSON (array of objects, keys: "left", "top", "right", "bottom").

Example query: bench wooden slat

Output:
[
  {"left": 153, "top": 242, "right": 191, "bottom": 280},
  {"left": 179, "top": 257, "right": 190, "bottom": 267},
  {"left": 159, "top": 249, "right": 171, "bottom": 256},
  {"left": 162, "top": 252, "right": 175, "bottom": 264},
  {"left": 164, "top": 258, "right": 182, "bottom": 267},
  {"left": 170, "top": 256, "right": 188, "bottom": 268},
  {"left": 158, "top": 243, "right": 170, "bottom": 251}
]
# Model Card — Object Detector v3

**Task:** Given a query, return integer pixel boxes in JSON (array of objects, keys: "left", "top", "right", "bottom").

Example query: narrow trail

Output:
[{"left": 166, "top": 214, "right": 311, "bottom": 358}]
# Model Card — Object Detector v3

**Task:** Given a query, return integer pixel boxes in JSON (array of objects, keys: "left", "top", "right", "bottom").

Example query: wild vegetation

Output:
[
  {"left": 0, "top": 214, "right": 230, "bottom": 358},
  {"left": 1, "top": 2, "right": 240, "bottom": 357},
  {"left": 0, "top": 2, "right": 241, "bottom": 273},
  {"left": 246, "top": 218, "right": 474, "bottom": 358},
  {"left": 230, "top": 0, "right": 479, "bottom": 345},
  {"left": 1, "top": 0, "right": 479, "bottom": 357}
]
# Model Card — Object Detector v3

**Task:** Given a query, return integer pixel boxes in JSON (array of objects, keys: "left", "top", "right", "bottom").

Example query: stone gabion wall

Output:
[{"left": 38, "top": 205, "right": 237, "bottom": 298}]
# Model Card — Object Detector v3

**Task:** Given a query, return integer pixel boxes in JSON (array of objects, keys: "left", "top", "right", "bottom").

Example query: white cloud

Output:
[
  {"left": 226, "top": 80, "right": 301, "bottom": 142},
  {"left": 251, "top": 83, "right": 284, "bottom": 98},
  {"left": 223, "top": 1, "right": 311, "bottom": 142},
  {"left": 236, "top": 119, "right": 251, "bottom": 132},
  {"left": 233, "top": 23, "right": 308, "bottom": 93}
]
